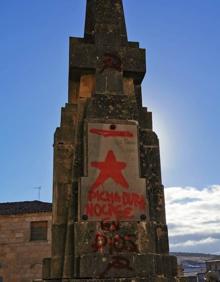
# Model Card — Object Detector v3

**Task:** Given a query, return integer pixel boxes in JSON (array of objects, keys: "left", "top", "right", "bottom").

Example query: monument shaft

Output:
[{"left": 43, "top": 0, "right": 177, "bottom": 281}]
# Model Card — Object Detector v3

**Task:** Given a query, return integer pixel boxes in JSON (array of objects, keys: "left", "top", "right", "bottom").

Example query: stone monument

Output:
[{"left": 43, "top": 0, "right": 177, "bottom": 281}]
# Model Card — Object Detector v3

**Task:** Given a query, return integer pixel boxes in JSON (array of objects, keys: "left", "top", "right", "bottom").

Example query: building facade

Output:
[
  {"left": 205, "top": 260, "right": 220, "bottom": 281},
  {"left": 0, "top": 201, "right": 52, "bottom": 282}
]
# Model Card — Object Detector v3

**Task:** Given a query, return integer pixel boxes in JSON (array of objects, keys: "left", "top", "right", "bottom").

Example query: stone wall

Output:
[{"left": 0, "top": 212, "right": 51, "bottom": 282}]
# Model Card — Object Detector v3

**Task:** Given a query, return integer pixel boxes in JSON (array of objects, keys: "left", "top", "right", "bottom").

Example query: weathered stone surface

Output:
[
  {"left": 77, "top": 253, "right": 177, "bottom": 279},
  {"left": 43, "top": 0, "right": 177, "bottom": 281},
  {"left": 43, "top": 258, "right": 52, "bottom": 279},
  {"left": 46, "top": 279, "right": 178, "bottom": 282},
  {"left": 86, "top": 95, "right": 139, "bottom": 120},
  {"left": 178, "top": 278, "right": 197, "bottom": 282},
  {"left": 74, "top": 221, "right": 156, "bottom": 256}
]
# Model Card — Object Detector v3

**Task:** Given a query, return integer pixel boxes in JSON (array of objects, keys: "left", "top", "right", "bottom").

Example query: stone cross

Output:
[
  {"left": 70, "top": 0, "right": 145, "bottom": 96},
  {"left": 42, "top": 1, "right": 178, "bottom": 281}
]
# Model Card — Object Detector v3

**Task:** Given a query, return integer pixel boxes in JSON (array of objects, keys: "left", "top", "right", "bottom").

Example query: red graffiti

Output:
[
  {"left": 92, "top": 221, "right": 138, "bottom": 254},
  {"left": 90, "top": 128, "right": 133, "bottom": 138},
  {"left": 91, "top": 150, "right": 129, "bottom": 191},
  {"left": 100, "top": 256, "right": 133, "bottom": 278},
  {"left": 92, "top": 232, "right": 137, "bottom": 254},
  {"left": 113, "top": 234, "right": 137, "bottom": 252},
  {"left": 92, "top": 233, "right": 108, "bottom": 253},
  {"left": 86, "top": 202, "right": 132, "bottom": 220},
  {"left": 108, "top": 256, "right": 133, "bottom": 270},
  {"left": 92, "top": 222, "right": 137, "bottom": 277},
  {"left": 101, "top": 221, "right": 119, "bottom": 232},
  {"left": 100, "top": 53, "right": 122, "bottom": 73},
  {"left": 88, "top": 190, "right": 146, "bottom": 210},
  {"left": 86, "top": 190, "right": 146, "bottom": 220},
  {"left": 93, "top": 233, "right": 137, "bottom": 253}
]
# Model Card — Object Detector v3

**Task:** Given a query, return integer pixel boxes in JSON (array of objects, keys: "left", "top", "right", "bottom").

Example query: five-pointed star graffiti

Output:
[{"left": 90, "top": 150, "right": 129, "bottom": 191}]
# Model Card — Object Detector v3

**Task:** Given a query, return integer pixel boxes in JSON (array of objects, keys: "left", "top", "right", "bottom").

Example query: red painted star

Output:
[{"left": 90, "top": 150, "right": 129, "bottom": 191}]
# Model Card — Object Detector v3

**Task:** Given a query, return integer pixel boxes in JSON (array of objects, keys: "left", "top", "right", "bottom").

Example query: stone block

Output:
[
  {"left": 86, "top": 95, "right": 139, "bottom": 121},
  {"left": 74, "top": 221, "right": 162, "bottom": 258},
  {"left": 123, "top": 78, "right": 135, "bottom": 96},
  {"left": 61, "top": 105, "right": 77, "bottom": 128},
  {"left": 79, "top": 75, "right": 95, "bottom": 98},
  {"left": 154, "top": 254, "right": 177, "bottom": 277},
  {"left": 42, "top": 258, "right": 51, "bottom": 279},
  {"left": 55, "top": 127, "right": 75, "bottom": 144},
  {"left": 77, "top": 254, "right": 156, "bottom": 278}
]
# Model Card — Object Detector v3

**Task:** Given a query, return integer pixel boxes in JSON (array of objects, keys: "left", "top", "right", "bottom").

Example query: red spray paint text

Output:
[
  {"left": 85, "top": 190, "right": 146, "bottom": 219},
  {"left": 90, "top": 128, "right": 133, "bottom": 138}
]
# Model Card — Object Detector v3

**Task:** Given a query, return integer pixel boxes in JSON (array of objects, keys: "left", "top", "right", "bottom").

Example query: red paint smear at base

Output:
[{"left": 90, "top": 128, "right": 133, "bottom": 138}]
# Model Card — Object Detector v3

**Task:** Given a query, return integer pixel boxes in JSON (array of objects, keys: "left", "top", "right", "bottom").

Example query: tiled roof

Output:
[{"left": 0, "top": 201, "right": 52, "bottom": 215}]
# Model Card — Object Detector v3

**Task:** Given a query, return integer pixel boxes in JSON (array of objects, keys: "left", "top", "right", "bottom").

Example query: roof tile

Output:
[{"left": 0, "top": 201, "right": 52, "bottom": 215}]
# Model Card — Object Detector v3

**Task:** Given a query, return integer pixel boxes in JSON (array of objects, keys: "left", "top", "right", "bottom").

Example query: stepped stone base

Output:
[
  {"left": 43, "top": 278, "right": 178, "bottom": 282},
  {"left": 43, "top": 254, "right": 177, "bottom": 282},
  {"left": 78, "top": 254, "right": 177, "bottom": 278}
]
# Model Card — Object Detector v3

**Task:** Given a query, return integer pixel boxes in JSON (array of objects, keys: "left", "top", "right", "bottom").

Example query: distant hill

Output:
[
  {"left": 171, "top": 252, "right": 220, "bottom": 261},
  {"left": 171, "top": 252, "right": 220, "bottom": 276},
  {"left": 171, "top": 252, "right": 220, "bottom": 259}
]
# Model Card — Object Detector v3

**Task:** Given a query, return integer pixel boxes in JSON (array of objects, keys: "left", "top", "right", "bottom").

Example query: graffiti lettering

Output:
[
  {"left": 90, "top": 128, "right": 133, "bottom": 138},
  {"left": 93, "top": 232, "right": 137, "bottom": 253},
  {"left": 101, "top": 221, "right": 119, "bottom": 232},
  {"left": 92, "top": 221, "right": 138, "bottom": 254},
  {"left": 100, "top": 53, "right": 122, "bottom": 73},
  {"left": 88, "top": 190, "right": 146, "bottom": 210},
  {"left": 86, "top": 190, "right": 146, "bottom": 220},
  {"left": 86, "top": 202, "right": 132, "bottom": 219},
  {"left": 91, "top": 222, "right": 137, "bottom": 277},
  {"left": 92, "top": 233, "right": 108, "bottom": 253},
  {"left": 100, "top": 256, "right": 133, "bottom": 278}
]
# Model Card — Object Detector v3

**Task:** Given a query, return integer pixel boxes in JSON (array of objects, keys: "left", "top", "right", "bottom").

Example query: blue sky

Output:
[{"left": 0, "top": 0, "right": 220, "bottom": 253}]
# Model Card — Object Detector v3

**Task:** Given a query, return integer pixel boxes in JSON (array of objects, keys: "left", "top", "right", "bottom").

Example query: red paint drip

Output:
[{"left": 90, "top": 128, "right": 133, "bottom": 138}]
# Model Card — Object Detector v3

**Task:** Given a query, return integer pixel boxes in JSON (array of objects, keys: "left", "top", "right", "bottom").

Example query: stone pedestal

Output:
[{"left": 43, "top": 0, "right": 178, "bottom": 281}]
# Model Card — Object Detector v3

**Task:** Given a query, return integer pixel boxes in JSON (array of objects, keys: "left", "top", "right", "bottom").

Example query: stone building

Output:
[
  {"left": 205, "top": 260, "right": 220, "bottom": 281},
  {"left": 0, "top": 201, "right": 52, "bottom": 282}
]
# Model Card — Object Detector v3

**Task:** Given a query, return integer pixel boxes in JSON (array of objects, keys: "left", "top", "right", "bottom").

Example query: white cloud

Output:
[
  {"left": 165, "top": 185, "right": 220, "bottom": 253},
  {"left": 170, "top": 237, "right": 220, "bottom": 248}
]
